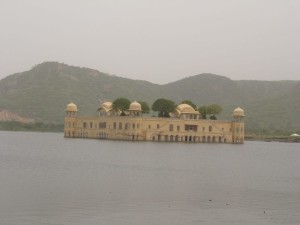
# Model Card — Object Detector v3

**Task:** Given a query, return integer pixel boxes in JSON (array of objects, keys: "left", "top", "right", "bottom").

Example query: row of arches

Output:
[
  {"left": 65, "top": 131, "right": 229, "bottom": 143},
  {"left": 99, "top": 132, "right": 108, "bottom": 139},
  {"left": 64, "top": 131, "right": 75, "bottom": 137},
  {"left": 98, "top": 132, "right": 140, "bottom": 140},
  {"left": 152, "top": 134, "right": 227, "bottom": 143},
  {"left": 64, "top": 131, "right": 89, "bottom": 138}
]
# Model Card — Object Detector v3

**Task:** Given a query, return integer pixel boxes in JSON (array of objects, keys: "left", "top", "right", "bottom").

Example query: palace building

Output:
[{"left": 64, "top": 101, "right": 245, "bottom": 144}]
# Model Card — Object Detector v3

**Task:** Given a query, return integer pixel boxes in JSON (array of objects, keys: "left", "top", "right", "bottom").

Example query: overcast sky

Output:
[{"left": 1, "top": 0, "right": 299, "bottom": 84}]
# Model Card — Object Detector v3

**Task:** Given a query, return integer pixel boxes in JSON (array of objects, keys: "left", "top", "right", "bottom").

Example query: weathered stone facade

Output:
[{"left": 64, "top": 102, "right": 245, "bottom": 144}]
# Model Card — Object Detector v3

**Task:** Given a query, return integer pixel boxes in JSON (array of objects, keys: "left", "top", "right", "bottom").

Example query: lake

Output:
[{"left": 0, "top": 131, "right": 299, "bottom": 225}]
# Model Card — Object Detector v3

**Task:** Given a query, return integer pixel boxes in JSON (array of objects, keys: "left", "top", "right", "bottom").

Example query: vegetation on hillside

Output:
[
  {"left": 1, "top": 62, "right": 300, "bottom": 135},
  {"left": 0, "top": 121, "right": 63, "bottom": 132}
]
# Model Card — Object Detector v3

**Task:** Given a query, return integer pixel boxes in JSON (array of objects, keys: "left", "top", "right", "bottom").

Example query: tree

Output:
[
  {"left": 181, "top": 100, "right": 197, "bottom": 110},
  {"left": 204, "top": 104, "right": 223, "bottom": 120},
  {"left": 152, "top": 98, "right": 176, "bottom": 117},
  {"left": 198, "top": 105, "right": 208, "bottom": 119},
  {"left": 112, "top": 98, "right": 131, "bottom": 116},
  {"left": 138, "top": 101, "right": 150, "bottom": 114},
  {"left": 198, "top": 104, "right": 223, "bottom": 119},
  {"left": 208, "top": 104, "right": 223, "bottom": 120}
]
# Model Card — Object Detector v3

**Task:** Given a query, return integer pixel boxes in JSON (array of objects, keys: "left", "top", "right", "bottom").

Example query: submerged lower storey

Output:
[{"left": 64, "top": 116, "right": 244, "bottom": 144}]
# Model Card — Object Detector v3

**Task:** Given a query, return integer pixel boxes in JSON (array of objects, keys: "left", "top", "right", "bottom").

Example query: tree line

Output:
[
  {"left": 112, "top": 98, "right": 223, "bottom": 120},
  {"left": 0, "top": 121, "right": 64, "bottom": 132}
]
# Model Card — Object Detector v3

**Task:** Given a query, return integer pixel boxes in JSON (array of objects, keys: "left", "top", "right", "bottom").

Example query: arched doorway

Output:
[
  {"left": 165, "top": 135, "right": 169, "bottom": 142},
  {"left": 207, "top": 136, "right": 211, "bottom": 143},
  {"left": 170, "top": 135, "right": 174, "bottom": 142},
  {"left": 212, "top": 136, "right": 216, "bottom": 143}
]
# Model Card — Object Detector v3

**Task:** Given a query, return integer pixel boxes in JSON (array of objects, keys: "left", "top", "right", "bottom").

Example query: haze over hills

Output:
[{"left": 0, "top": 62, "right": 300, "bottom": 134}]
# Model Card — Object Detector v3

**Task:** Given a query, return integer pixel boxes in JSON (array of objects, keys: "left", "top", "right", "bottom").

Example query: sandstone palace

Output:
[{"left": 64, "top": 101, "right": 245, "bottom": 144}]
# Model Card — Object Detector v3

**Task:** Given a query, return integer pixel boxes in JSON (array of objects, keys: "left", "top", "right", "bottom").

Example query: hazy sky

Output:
[{"left": 1, "top": 0, "right": 299, "bottom": 84}]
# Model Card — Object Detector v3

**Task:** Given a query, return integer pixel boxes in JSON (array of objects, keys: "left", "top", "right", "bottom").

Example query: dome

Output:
[
  {"left": 128, "top": 101, "right": 142, "bottom": 111},
  {"left": 233, "top": 107, "right": 245, "bottom": 117},
  {"left": 175, "top": 104, "right": 199, "bottom": 114},
  {"left": 99, "top": 101, "right": 113, "bottom": 112},
  {"left": 66, "top": 102, "right": 78, "bottom": 112}
]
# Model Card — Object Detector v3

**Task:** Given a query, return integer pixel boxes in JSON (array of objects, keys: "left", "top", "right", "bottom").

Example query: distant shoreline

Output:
[
  {"left": 0, "top": 121, "right": 63, "bottom": 133},
  {"left": 1, "top": 121, "right": 299, "bottom": 143},
  {"left": 245, "top": 136, "right": 300, "bottom": 143}
]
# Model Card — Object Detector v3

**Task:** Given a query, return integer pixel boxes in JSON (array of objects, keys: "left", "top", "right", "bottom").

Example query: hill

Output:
[{"left": 1, "top": 62, "right": 300, "bottom": 134}]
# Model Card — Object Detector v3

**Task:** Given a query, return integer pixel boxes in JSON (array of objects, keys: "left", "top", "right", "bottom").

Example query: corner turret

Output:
[
  {"left": 64, "top": 102, "right": 78, "bottom": 137},
  {"left": 232, "top": 107, "right": 245, "bottom": 144},
  {"left": 66, "top": 102, "right": 78, "bottom": 117}
]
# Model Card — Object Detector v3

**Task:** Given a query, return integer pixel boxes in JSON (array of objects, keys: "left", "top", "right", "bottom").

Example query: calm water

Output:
[{"left": 0, "top": 131, "right": 300, "bottom": 225}]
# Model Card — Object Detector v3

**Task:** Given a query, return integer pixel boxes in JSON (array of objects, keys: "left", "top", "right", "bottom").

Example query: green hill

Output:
[{"left": 1, "top": 62, "right": 300, "bottom": 134}]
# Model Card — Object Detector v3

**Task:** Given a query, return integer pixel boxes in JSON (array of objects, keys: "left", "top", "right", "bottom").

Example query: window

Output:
[
  {"left": 113, "top": 122, "right": 116, "bottom": 129},
  {"left": 119, "top": 122, "right": 122, "bottom": 129},
  {"left": 90, "top": 122, "right": 93, "bottom": 128},
  {"left": 185, "top": 125, "right": 197, "bottom": 132},
  {"left": 83, "top": 122, "right": 87, "bottom": 128},
  {"left": 169, "top": 124, "right": 173, "bottom": 131},
  {"left": 177, "top": 125, "right": 180, "bottom": 132},
  {"left": 202, "top": 127, "right": 205, "bottom": 132},
  {"left": 157, "top": 124, "right": 160, "bottom": 129},
  {"left": 209, "top": 126, "right": 212, "bottom": 132},
  {"left": 99, "top": 122, "right": 106, "bottom": 129}
]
